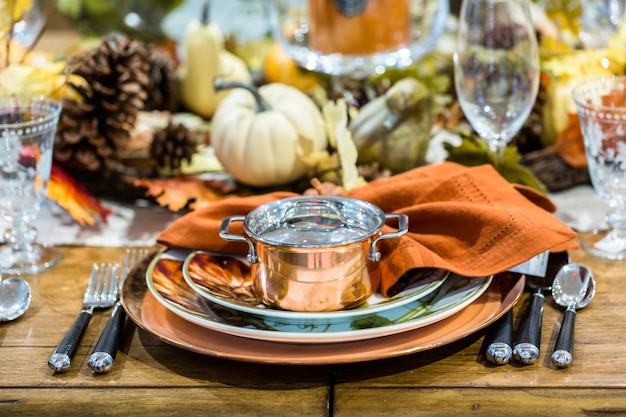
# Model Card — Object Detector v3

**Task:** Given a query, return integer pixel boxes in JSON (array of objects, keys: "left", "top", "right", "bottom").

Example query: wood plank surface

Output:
[
  {"left": 1, "top": 236, "right": 623, "bottom": 416},
  {"left": 333, "top": 388, "right": 626, "bottom": 417},
  {"left": 1, "top": 388, "right": 329, "bottom": 417}
]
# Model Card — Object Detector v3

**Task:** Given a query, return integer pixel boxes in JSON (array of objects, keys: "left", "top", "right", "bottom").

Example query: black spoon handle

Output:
[
  {"left": 513, "top": 291, "right": 545, "bottom": 364},
  {"left": 485, "top": 309, "right": 513, "bottom": 365}
]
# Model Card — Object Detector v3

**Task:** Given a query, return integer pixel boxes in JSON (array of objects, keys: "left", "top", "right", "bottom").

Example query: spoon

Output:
[
  {"left": 550, "top": 263, "right": 596, "bottom": 368},
  {"left": 513, "top": 251, "right": 570, "bottom": 365},
  {"left": 0, "top": 276, "right": 31, "bottom": 322}
]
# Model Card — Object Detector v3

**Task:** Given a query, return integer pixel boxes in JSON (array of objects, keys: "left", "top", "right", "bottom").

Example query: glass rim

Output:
[
  {"left": 0, "top": 95, "right": 62, "bottom": 129},
  {"left": 571, "top": 76, "right": 626, "bottom": 110}
]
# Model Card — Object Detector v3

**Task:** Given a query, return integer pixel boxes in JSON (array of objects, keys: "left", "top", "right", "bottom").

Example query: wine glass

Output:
[
  {"left": 578, "top": 0, "right": 625, "bottom": 49},
  {"left": 572, "top": 76, "right": 626, "bottom": 260},
  {"left": 268, "top": 0, "right": 450, "bottom": 78},
  {"left": 453, "top": 0, "right": 540, "bottom": 171},
  {"left": 0, "top": 95, "right": 62, "bottom": 275}
]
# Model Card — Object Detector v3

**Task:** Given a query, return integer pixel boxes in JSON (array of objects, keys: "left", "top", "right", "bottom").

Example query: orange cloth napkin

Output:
[{"left": 157, "top": 162, "right": 577, "bottom": 297}]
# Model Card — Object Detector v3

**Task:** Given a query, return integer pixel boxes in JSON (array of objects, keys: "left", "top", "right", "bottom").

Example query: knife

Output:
[
  {"left": 485, "top": 252, "right": 550, "bottom": 365},
  {"left": 485, "top": 308, "right": 514, "bottom": 365},
  {"left": 513, "top": 251, "right": 570, "bottom": 365}
]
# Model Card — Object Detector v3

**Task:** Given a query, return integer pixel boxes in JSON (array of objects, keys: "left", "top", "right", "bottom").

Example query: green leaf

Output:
[{"left": 444, "top": 130, "right": 547, "bottom": 193}]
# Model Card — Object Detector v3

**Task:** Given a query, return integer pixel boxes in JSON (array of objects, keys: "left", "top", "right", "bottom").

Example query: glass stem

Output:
[
  {"left": 605, "top": 205, "right": 626, "bottom": 238},
  {"left": 4, "top": 221, "right": 37, "bottom": 253},
  {"left": 489, "top": 140, "right": 506, "bottom": 174}
]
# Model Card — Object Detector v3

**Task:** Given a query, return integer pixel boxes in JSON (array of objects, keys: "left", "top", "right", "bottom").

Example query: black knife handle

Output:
[
  {"left": 88, "top": 302, "right": 127, "bottom": 374},
  {"left": 485, "top": 308, "right": 513, "bottom": 365},
  {"left": 513, "top": 292, "right": 544, "bottom": 364},
  {"left": 48, "top": 310, "right": 93, "bottom": 373},
  {"left": 551, "top": 306, "right": 576, "bottom": 368}
]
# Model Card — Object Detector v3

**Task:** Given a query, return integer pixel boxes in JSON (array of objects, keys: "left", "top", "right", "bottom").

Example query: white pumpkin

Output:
[{"left": 211, "top": 80, "right": 328, "bottom": 187}]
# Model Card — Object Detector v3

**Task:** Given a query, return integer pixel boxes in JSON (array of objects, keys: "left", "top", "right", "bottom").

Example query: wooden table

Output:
[{"left": 0, "top": 240, "right": 624, "bottom": 417}]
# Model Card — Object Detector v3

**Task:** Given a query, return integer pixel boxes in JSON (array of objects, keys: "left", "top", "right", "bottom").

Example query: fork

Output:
[
  {"left": 48, "top": 262, "right": 119, "bottom": 373},
  {"left": 88, "top": 249, "right": 149, "bottom": 374}
]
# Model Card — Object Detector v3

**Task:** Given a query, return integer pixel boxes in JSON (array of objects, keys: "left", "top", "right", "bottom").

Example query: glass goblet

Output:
[
  {"left": 572, "top": 77, "right": 626, "bottom": 260},
  {"left": 453, "top": 0, "right": 540, "bottom": 171},
  {"left": 269, "top": 0, "right": 449, "bottom": 78},
  {"left": 0, "top": 96, "right": 62, "bottom": 274}
]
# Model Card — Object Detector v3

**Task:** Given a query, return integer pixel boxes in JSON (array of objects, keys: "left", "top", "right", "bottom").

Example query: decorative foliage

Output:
[
  {"left": 445, "top": 130, "right": 548, "bottom": 193},
  {"left": 321, "top": 99, "right": 365, "bottom": 191},
  {"left": 133, "top": 175, "right": 238, "bottom": 212},
  {"left": 48, "top": 164, "right": 113, "bottom": 226}
]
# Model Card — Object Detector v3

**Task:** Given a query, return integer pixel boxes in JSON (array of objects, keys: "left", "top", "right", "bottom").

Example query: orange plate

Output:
[{"left": 122, "top": 256, "right": 524, "bottom": 365}]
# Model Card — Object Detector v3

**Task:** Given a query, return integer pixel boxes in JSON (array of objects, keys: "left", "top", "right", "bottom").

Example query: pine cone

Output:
[
  {"left": 54, "top": 33, "right": 150, "bottom": 172},
  {"left": 144, "top": 47, "right": 180, "bottom": 112},
  {"left": 150, "top": 121, "right": 197, "bottom": 172}
]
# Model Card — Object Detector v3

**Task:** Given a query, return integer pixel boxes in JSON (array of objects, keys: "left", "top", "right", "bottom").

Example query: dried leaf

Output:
[
  {"left": 48, "top": 163, "right": 113, "bottom": 226},
  {"left": 322, "top": 99, "right": 366, "bottom": 191},
  {"left": 303, "top": 178, "right": 349, "bottom": 196},
  {"left": 133, "top": 175, "right": 234, "bottom": 211},
  {"left": 554, "top": 113, "right": 587, "bottom": 168}
]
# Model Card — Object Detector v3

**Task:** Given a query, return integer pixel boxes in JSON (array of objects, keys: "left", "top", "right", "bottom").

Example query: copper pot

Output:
[{"left": 219, "top": 196, "right": 408, "bottom": 312}]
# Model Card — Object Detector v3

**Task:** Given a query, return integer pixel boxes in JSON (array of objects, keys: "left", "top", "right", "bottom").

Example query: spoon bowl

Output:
[
  {"left": 0, "top": 277, "right": 32, "bottom": 322},
  {"left": 550, "top": 263, "right": 596, "bottom": 368},
  {"left": 552, "top": 263, "right": 596, "bottom": 310}
]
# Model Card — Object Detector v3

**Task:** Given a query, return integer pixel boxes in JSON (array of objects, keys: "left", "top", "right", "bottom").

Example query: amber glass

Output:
[{"left": 308, "top": 0, "right": 411, "bottom": 55}]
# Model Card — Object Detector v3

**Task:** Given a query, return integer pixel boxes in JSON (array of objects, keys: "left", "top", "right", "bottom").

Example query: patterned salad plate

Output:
[
  {"left": 142, "top": 249, "right": 493, "bottom": 344},
  {"left": 181, "top": 250, "right": 450, "bottom": 325}
]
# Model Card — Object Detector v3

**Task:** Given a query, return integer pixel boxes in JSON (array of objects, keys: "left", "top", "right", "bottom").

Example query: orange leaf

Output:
[
  {"left": 48, "top": 164, "right": 113, "bottom": 226},
  {"left": 554, "top": 113, "right": 587, "bottom": 168},
  {"left": 133, "top": 176, "right": 236, "bottom": 212}
]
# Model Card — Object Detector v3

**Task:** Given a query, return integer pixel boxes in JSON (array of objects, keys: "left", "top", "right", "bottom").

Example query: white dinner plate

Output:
[{"left": 146, "top": 249, "right": 493, "bottom": 344}]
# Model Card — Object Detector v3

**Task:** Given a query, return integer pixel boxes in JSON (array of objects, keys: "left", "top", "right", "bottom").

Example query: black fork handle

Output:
[
  {"left": 48, "top": 309, "right": 93, "bottom": 373},
  {"left": 87, "top": 302, "right": 127, "bottom": 374}
]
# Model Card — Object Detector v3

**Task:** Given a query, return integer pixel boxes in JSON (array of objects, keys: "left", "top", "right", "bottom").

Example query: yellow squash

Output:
[{"left": 178, "top": 6, "right": 251, "bottom": 119}]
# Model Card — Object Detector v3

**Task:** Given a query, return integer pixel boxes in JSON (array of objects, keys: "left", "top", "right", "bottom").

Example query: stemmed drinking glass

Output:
[
  {"left": 269, "top": 0, "right": 450, "bottom": 78},
  {"left": 0, "top": 96, "right": 62, "bottom": 274},
  {"left": 572, "top": 77, "right": 626, "bottom": 260},
  {"left": 453, "top": 0, "right": 540, "bottom": 171}
]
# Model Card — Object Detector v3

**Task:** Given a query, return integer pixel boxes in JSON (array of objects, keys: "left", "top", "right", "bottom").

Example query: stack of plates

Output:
[{"left": 121, "top": 248, "right": 524, "bottom": 364}]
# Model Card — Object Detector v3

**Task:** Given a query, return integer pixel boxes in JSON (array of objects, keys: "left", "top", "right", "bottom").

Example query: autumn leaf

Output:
[
  {"left": 322, "top": 99, "right": 366, "bottom": 191},
  {"left": 134, "top": 175, "right": 238, "bottom": 211},
  {"left": 48, "top": 164, "right": 113, "bottom": 226},
  {"left": 554, "top": 112, "right": 587, "bottom": 168},
  {"left": 444, "top": 130, "right": 548, "bottom": 192}
]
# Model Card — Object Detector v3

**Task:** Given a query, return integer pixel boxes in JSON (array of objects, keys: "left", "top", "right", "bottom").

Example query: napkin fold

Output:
[{"left": 157, "top": 162, "right": 577, "bottom": 297}]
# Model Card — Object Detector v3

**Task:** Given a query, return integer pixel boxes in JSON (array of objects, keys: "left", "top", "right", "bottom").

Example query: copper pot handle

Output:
[
  {"left": 219, "top": 216, "right": 258, "bottom": 263},
  {"left": 369, "top": 213, "right": 409, "bottom": 262},
  {"left": 280, "top": 200, "right": 347, "bottom": 231}
]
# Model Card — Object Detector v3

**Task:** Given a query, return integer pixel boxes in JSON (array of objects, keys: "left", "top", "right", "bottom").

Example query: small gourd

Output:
[
  {"left": 211, "top": 79, "right": 328, "bottom": 187},
  {"left": 178, "top": 1, "right": 251, "bottom": 118},
  {"left": 348, "top": 77, "right": 432, "bottom": 173}
]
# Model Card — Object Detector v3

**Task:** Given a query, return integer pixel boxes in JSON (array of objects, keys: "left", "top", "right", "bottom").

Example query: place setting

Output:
[{"left": 115, "top": 160, "right": 578, "bottom": 365}]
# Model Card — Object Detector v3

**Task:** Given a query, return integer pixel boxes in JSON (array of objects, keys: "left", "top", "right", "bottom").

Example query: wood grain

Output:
[{"left": 0, "top": 239, "right": 622, "bottom": 416}]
